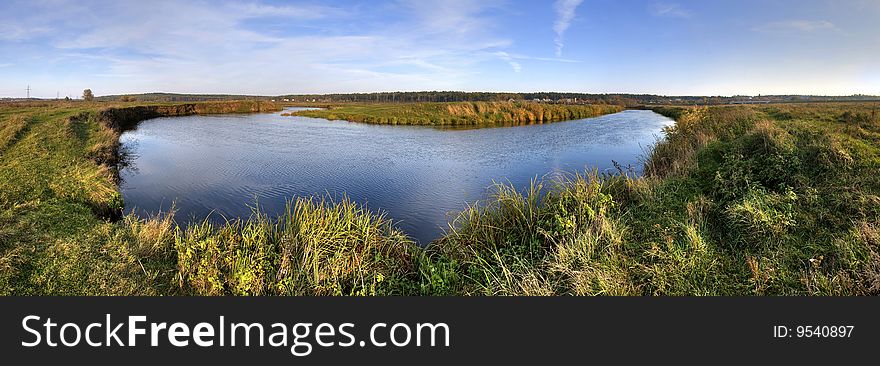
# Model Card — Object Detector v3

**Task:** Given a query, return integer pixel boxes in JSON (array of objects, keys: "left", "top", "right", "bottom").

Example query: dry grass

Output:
[{"left": 287, "top": 101, "right": 624, "bottom": 126}]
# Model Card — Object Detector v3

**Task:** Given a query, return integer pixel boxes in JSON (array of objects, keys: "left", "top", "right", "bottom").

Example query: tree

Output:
[{"left": 82, "top": 89, "right": 94, "bottom": 101}]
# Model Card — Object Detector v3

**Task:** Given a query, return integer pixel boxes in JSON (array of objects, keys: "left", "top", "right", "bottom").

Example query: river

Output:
[{"left": 119, "top": 108, "right": 674, "bottom": 243}]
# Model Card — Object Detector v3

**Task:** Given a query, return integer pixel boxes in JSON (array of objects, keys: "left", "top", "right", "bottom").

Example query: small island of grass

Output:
[{"left": 283, "top": 101, "right": 624, "bottom": 126}]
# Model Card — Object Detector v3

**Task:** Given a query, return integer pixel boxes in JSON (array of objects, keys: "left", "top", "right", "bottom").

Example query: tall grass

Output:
[
  {"left": 425, "top": 173, "right": 637, "bottom": 295},
  {"left": 286, "top": 101, "right": 624, "bottom": 126},
  {"left": 420, "top": 103, "right": 880, "bottom": 295},
  {"left": 174, "top": 197, "right": 416, "bottom": 295},
  {"left": 0, "top": 115, "right": 29, "bottom": 153}
]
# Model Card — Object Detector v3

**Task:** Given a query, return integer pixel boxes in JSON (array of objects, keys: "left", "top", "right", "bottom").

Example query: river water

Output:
[{"left": 119, "top": 108, "right": 674, "bottom": 243}]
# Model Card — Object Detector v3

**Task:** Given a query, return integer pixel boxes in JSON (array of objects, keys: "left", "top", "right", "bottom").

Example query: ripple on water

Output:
[{"left": 120, "top": 109, "right": 674, "bottom": 243}]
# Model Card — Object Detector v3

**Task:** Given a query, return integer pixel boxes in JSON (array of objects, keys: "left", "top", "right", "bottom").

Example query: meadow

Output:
[
  {"left": 285, "top": 101, "right": 624, "bottom": 126},
  {"left": 1, "top": 100, "right": 877, "bottom": 295}
]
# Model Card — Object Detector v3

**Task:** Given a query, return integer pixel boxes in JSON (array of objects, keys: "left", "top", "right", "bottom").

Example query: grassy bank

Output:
[
  {"left": 427, "top": 103, "right": 879, "bottom": 295},
  {"left": 1, "top": 101, "right": 878, "bottom": 295},
  {"left": 285, "top": 101, "right": 624, "bottom": 126},
  {"left": 0, "top": 100, "right": 280, "bottom": 294}
]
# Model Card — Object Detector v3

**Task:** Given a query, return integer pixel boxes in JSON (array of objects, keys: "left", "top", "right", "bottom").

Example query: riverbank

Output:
[
  {"left": 284, "top": 101, "right": 624, "bottom": 126},
  {"left": 0, "top": 100, "right": 280, "bottom": 294},
  {"left": 1, "top": 101, "right": 877, "bottom": 295},
  {"left": 430, "top": 103, "right": 879, "bottom": 295}
]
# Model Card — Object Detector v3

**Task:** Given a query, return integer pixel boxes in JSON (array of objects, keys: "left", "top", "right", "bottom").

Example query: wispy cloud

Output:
[
  {"left": 493, "top": 51, "right": 522, "bottom": 73},
  {"left": 228, "top": 3, "right": 346, "bottom": 19},
  {"left": 752, "top": 20, "right": 838, "bottom": 33},
  {"left": 0, "top": 23, "right": 52, "bottom": 41},
  {"left": 491, "top": 51, "right": 581, "bottom": 67},
  {"left": 553, "top": 0, "right": 583, "bottom": 57},
  {"left": 649, "top": 2, "right": 691, "bottom": 18},
  {"left": 0, "top": 0, "right": 520, "bottom": 94}
]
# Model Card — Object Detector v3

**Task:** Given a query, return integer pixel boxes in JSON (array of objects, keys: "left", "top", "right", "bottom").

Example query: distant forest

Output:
[
  {"left": 279, "top": 92, "right": 880, "bottom": 106},
  {"left": 94, "top": 92, "right": 266, "bottom": 102},
  {"left": 91, "top": 91, "right": 880, "bottom": 106}
]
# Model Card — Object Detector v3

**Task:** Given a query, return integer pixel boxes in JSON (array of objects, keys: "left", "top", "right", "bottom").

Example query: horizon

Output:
[
  {"left": 8, "top": 90, "right": 880, "bottom": 100},
  {"left": 2, "top": 0, "right": 879, "bottom": 98}
]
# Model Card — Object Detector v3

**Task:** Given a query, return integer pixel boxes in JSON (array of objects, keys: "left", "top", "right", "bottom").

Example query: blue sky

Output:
[{"left": 1, "top": 0, "right": 878, "bottom": 97}]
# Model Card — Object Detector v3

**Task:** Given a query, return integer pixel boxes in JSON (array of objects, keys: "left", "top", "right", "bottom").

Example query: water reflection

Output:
[{"left": 120, "top": 108, "right": 674, "bottom": 243}]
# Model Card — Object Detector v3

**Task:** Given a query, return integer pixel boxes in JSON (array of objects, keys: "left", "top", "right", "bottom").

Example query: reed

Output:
[
  {"left": 285, "top": 101, "right": 624, "bottom": 126},
  {"left": 172, "top": 196, "right": 417, "bottom": 295}
]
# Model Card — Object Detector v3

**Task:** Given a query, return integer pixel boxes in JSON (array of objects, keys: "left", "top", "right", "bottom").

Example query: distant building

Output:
[{"left": 730, "top": 100, "right": 772, "bottom": 105}]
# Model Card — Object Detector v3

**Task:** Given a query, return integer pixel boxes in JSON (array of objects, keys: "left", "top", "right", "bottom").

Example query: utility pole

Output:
[{"left": 26, "top": 85, "right": 31, "bottom": 99}]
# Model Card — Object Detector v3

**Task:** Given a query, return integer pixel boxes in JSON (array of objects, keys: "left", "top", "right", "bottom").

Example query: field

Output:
[
  {"left": 285, "top": 101, "right": 624, "bottom": 126},
  {"left": 1, "top": 100, "right": 878, "bottom": 295}
]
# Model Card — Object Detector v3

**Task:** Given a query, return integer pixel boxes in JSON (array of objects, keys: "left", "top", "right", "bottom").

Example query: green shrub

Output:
[
  {"left": 798, "top": 131, "right": 854, "bottom": 176},
  {"left": 711, "top": 122, "right": 801, "bottom": 202},
  {"left": 724, "top": 189, "right": 797, "bottom": 248}
]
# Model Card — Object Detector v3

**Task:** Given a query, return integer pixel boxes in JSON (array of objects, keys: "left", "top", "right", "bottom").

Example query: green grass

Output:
[
  {"left": 1, "top": 100, "right": 878, "bottom": 295},
  {"left": 286, "top": 101, "right": 624, "bottom": 126},
  {"left": 419, "top": 103, "right": 879, "bottom": 296},
  {"left": 173, "top": 197, "right": 416, "bottom": 296},
  {"left": 0, "top": 100, "right": 279, "bottom": 295}
]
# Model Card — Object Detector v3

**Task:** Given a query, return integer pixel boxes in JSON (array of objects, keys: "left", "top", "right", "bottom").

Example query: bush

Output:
[
  {"left": 712, "top": 121, "right": 801, "bottom": 202},
  {"left": 724, "top": 188, "right": 797, "bottom": 248},
  {"left": 798, "top": 131, "right": 854, "bottom": 177},
  {"left": 839, "top": 111, "right": 875, "bottom": 127}
]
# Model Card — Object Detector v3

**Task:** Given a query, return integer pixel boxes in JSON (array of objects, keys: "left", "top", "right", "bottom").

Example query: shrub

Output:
[
  {"left": 724, "top": 188, "right": 797, "bottom": 248},
  {"left": 839, "top": 111, "right": 875, "bottom": 127},
  {"left": 712, "top": 121, "right": 801, "bottom": 202},
  {"left": 798, "top": 131, "right": 854, "bottom": 177}
]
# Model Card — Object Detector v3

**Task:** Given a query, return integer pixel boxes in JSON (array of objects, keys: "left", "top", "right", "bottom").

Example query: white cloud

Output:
[
  {"left": 649, "top": 2, "right": 691, "bottom": 19},
  {"left": 490, "top": 50, "right": 582, "bottom": 73},
  {"left": 493, "top": 52, "right": 522, "bottom": 73},
  {"left": 0, "top": 23, "right": 52, "bottom": 41},
  {"left": 553, "top": 0, "right": 583, "bottom": 57},
  {"left": 0, "top": 0, "right": 523, "bottom": 94},
  {"left": 227, "top": 3, "right": 345, "bottom": 19},
  {"left": 753, "top": 20, "right": 838, "bottom": 33}
]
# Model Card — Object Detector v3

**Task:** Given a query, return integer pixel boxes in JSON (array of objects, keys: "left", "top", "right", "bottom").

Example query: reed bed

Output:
[{"left": 285, "top": 101, "right": 624, "bottom": 126}]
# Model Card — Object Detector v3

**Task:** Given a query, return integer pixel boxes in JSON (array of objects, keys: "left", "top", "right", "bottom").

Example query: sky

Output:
[{"left": 1, "top": 0, "right": 878, "bottom": 98}]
